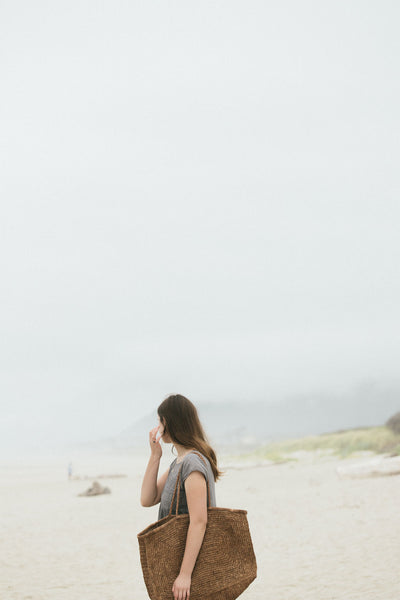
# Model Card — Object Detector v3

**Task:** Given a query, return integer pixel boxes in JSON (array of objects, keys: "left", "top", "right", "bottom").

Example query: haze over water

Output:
[{"left": 1, "top": 1, "right": 399, "bottom": 455}]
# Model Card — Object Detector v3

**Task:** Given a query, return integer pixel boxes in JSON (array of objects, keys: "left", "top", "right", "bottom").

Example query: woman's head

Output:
[
  {"left": 157, "top": 394, "right": 222, "bottom": 481},
  {"left": 157, "top": 394, "right": 205, "bottom": 446}
]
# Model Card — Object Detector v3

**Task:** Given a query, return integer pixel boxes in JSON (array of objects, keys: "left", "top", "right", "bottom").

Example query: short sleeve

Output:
[{"left": 180, "top": 453, "right": 208, "bottom": 485}]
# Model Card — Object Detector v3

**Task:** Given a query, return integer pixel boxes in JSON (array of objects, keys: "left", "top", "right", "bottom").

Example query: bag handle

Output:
[
  {"left": 168, "top": 451, "right": 212, "bottom": 517},
  {"left": 191, "top": 451, "right": 212, "bottom": 508}
]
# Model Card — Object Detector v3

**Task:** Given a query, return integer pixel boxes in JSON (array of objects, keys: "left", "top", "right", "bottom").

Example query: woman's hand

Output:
[
  {"left": 149, "top": 425, "right": 162, "bottom": 460},
  {"left": 172, "top": 572, "right": 191, "bottom": 600},
  {"left": 140, "top": 425, "right": 167, "bottom": 506}
]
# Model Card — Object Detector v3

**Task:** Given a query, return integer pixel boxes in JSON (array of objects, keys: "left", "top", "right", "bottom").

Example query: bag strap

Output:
[
  {"left": 168, "top": 463, "right": 184, "bottom": 517},
  {"left": 191, "top": 451, "right": 212, "bottom": 508},
  {"left": 167, "top": 451, "right": 212, "bottom": 517}
]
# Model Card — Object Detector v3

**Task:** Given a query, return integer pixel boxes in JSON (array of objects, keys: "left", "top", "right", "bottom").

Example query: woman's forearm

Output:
[
  {"left": 140, "top": 456, "right": 160, "bottom": 506},
  {"left": 179, "top": 520, "right": 207, "bottom": 576}
]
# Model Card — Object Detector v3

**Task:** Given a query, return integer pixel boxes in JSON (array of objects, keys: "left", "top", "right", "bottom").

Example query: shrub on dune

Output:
[{"left": 386, "top": 411, "right": 400, "bottom": 435}]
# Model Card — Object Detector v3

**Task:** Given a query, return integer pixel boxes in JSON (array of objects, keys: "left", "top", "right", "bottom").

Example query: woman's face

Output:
[{"left": 157, "top": 415, "right": 171, "bottom": 443}]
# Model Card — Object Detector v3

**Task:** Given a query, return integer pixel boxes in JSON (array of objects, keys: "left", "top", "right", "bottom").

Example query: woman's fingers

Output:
[
  {"left": 172, "top": 582, "right": 178, "bottom": 600},
  {"left": 149, "top": 425, "right": 158, "bottom": 437},
  {"left": 149, "top": 425, "right": 160, "bottom": 442},
  {"left": 149, "top": 425, "right": 162, "bottom": 457},
  {"left": 172, "top": 583, "right": 189, "bottom": 600}
]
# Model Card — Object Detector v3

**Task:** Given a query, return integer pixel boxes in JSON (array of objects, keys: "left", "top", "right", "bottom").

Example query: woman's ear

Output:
[{"left": 158, "top": 416, "right": 166, "bottom": 433}]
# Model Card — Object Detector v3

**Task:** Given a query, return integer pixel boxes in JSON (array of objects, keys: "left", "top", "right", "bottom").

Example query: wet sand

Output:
[{"left": 1, "top": 450, "right": 398, "bottom": 600}]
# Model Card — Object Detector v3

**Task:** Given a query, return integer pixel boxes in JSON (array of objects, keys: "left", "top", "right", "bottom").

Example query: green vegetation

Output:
[
  {"left": 252, "top": 449, "right": 296, "bottom": 464},
  {"left": 246, "top": 426, "right": 400, "bottom": 461}
]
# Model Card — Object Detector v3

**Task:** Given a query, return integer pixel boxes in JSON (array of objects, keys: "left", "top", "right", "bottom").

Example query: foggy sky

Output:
[{"left": 1, "top": 1, "right": 399, "bottom": 452}]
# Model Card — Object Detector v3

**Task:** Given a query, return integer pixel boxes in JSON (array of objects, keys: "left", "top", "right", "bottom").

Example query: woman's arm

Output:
[
  {"left": 172, "top": 471, "right": 208, "bottom": 600},
  {"left": 140, "top": 426, "right": 169, "bottom": 507}
]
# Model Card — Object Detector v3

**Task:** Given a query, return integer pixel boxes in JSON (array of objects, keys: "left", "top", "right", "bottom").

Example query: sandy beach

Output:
[{"left": 1, "top": 449, "right": 398, "bottom": 600}]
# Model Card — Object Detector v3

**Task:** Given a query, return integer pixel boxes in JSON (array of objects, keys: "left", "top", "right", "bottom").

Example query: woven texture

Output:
[{"left": 137, "top": 455, "right": 257, "bottom": 600}]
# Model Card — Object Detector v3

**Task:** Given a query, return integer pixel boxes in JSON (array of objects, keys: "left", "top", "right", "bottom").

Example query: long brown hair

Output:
[{"left": 158, "top": 394, "right": 222, "bottom": 481}]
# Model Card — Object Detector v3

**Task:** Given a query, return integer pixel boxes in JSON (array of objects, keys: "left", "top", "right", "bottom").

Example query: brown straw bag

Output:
[{"left": 137, "top": 453, "right": 257, "bottom": 600}]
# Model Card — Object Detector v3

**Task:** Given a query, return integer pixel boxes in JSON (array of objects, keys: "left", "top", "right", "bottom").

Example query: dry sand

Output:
[{"left": 1, "top": 449, "right": 399, "bottom": 600}]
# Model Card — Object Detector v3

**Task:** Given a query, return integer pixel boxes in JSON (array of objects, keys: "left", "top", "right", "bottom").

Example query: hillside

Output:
[{"left": 110, "top": 387, "right": 399, "bottom": 452}]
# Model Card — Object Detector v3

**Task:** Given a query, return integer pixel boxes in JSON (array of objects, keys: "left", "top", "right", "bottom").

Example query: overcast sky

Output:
[{"left": 1, "top": 1, "right": 399, "bottom": 452}]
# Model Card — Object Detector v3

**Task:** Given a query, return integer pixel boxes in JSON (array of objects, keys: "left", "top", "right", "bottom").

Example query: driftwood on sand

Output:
[
  {"left": 78, "top": 481, "right": 111, "bottom": 496},
  {"left": 71, "top": 474, "right": 126, "bottom": 481},
  {"left": 336, "top": 455, "right": 400, "bottom": 479}
]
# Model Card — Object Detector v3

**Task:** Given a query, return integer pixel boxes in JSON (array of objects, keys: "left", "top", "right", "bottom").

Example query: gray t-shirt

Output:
[{"left": 158, "top": 451, "right": 216, "bottom": 520}]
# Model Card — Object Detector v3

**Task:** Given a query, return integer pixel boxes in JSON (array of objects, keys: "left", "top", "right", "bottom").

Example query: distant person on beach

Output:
[
  {"left": 68, "top": 462, "right": 73, "bottom": 480},
  {"left": 140, "top": 394, "right": 222, "bottom": 600}
]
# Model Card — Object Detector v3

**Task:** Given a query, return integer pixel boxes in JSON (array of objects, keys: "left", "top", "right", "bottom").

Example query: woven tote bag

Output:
[{"left": 137, "top": 453, "right": 257, "bottom": 600}]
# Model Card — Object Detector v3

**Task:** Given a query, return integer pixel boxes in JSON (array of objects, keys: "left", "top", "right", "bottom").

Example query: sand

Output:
[{"left": 1, "top": 449, "right": 399, "bottom": 600}]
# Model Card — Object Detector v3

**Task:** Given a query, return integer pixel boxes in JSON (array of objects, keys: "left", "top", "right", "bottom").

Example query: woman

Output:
[{"left": 140, "top": 394, "right": 222, "bottom": 600}]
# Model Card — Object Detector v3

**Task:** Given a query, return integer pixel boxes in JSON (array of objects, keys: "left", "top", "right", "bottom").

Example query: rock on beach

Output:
[{"left": 78, "top": 480, "right": 111, "bottom": 496}]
